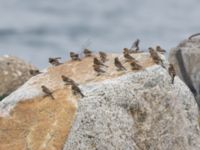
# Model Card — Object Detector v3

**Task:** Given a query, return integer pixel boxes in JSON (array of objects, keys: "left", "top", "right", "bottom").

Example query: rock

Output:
[
  {"left": 0, "top": 55, "right": 37, "bottom": 99},
  {"left": 0, "top": 52, "right": 199, "bottom": 150},
  {"left": 168, "top": 37, "right": 200, "bottom": 107}
]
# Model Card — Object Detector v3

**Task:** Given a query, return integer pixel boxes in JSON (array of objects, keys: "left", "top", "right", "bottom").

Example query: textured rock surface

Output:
[
  {"left": 169, "top": 37, "right": 200, "bottom": 107},
  {"left": 0, "top": 52, "right": 199, "bottom": 150},
  {"left": 0, "top": 55, "right": 37, "bottom": 99},
  {"left": 64, "top": 66, "right": 200, "bottom": 150}
]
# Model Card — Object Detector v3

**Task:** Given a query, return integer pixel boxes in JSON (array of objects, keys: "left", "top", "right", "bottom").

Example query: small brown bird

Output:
[
  {"left": 99, "top": 51, "right": 108, "bottom": 62},
  {"left": 94, "top": 57, "right": 108, "bottom": 67},
  {"left": 124, "top": 53, "right": 137, "bottom": 62},
  {"left": 130, "top": 61, "right": 142, "bottom": 70},
  {"left": 71, "top": 84, "right": 84, "bottom": 97},
  {"left": 70, "top": 52, "right": 81, "bottom": 61},
  {"left": 29, "top": 69, "right": 41, "bottom": 76},
  {"left": 93, "top": 64, "right": 105, "bottom": 75},
  {"left": 168, "top": 64, "right": 176, "bottom": 84},
  {"left": 156, "top": 46, "right": 166, "bottom": 53},
  {"left": 61, "top": 75, "right": 78, "bottom": 86},
  {"left": 49, "top": 57, "right": 62, "bottom": 66},
  {"left": 149, "top": 47, "right": 164, "bottom": 65},
  {"left": 114, "top": 57, "right": 126, "bottom": 71},
  {"left": 84, "top": 48, "right": 92, "bottom": 57},
  {"left": 41, "top": 85, "right": 55, "bottom": 100},
  {"left": 130, "top": 39, "right": 140, "bottom": 53},
  {"left": 123, "top": 48, "right": 130, "bottom": 55}
]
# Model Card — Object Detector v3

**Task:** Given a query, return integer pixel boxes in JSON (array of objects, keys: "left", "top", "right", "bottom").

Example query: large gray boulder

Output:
[
  {"left": 64, "top": 65, "right": 200, "bottom": 150},
  {"left": 169, "top": 37, "right": 200, "bottom": 107},
  {"left": 0, "top": 55, "right": 36, "bottom": 100}
]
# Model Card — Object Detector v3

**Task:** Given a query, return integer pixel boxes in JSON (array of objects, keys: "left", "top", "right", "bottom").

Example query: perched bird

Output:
[
  {"left": 84, "top": 48, "right": 92, "bottom": 57},
  {"left": 123, "top": 48, "right": 130, "bottom": 55},
  {"left": 156, "top": 46, "right": 166, "bottom": 53},
  {"left": 70, "top": 52, "right": 81, "bottom": 61},
  {"left": 41, "top": 85, "right": 55, "bottom": 100},
  {"left": 71, "top": 84, "right": 84, "bottom": 97},
  {"left": 93, "top": 57, "right": 108, "bottom": 67},
  {"left": 99, "top": 51, "right": 108, "bottom": 62},
  {"left": 130, "top": 39, "right": 140, "bottom": 53},
  {"left": 49, "top": 57, "right": 62, "bottom": 66},
  {"left": 114, "top": 57, "right": 126, "bottom": 71},
  {"left": 29, "top": 69, "right": 41, "bottom": 76},
  {"left": 124, "top": 53, "right": 137, "bottom": 62},
  {"left": 168, "top": 64, "right": 176, "bottom": 84},
  {"left": 149, "top": 47, "right": 164, "bottom": 67},
  {"left": 93, "top": 64, "right": 105, "bottom": 75},
  {"left": 61, "top": 75, "right": 78, "bottom": 86},
  {"left": 130, "top": 61, "right": 142, "bottom": 70}
]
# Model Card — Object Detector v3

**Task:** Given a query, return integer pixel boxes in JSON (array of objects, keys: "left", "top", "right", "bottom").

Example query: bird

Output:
[
  {"left": 168, "top": 64, "right": 176, "bottom": 84},
  {"left": 124, "top": 53, "right": 137, "bottom": 62},
  {"left": 149, "top": 47, "right": 164, "bottom": 67},
  {"left": 29, "top": 69, "right": 41, "bottom": 76},
  {"left": 70, "top": 52, "right": 81, "bottom": 61},
  {"left": 41, "top": 85, "right": 55, "bottom": 100},
  {"left": 130, "top": 60, "right": 142, "bottom": 70},
  {"left": 123, "top": 48, "right": 130, "bottom": 55},
  {"left": 93, "top": 57, "right": 108, "bottom": 67},
  {"left": 114, "top": 57, "right": 126, "bottom": 71},
  {"left": 61, "top": 75, "right": 78, "bottom": 86},
  {"left": 130, "top": 39, "right": 140, "bottom": 53},
  {"left": 49, "top": 57, "right": 62, "bottom": 66},
  {"left": 99, "top": 51, "right": 108, "bottom": 63},
  {"left": 156, "top": 46, "right": 166, "bottom": 53},
  {"left": 71, "top": 84, "right": 84, "bottom": 97},
  {"left": 83, "top": 48, "right": 92, "bottom": 57},
  {"left": 93, "top": 64, "right": 105, "bottom": 75}
]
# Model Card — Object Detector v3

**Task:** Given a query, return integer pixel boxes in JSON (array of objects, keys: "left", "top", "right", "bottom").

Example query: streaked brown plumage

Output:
[
  {"left": 71, "top": 84, "right": 84, "bottom": 97},
  {"left": 61, "top": 75, "right": 78, "bottom": 86},
  {"left": 41, "top": 85, "right": 55, "bottom": 100},
  {"left": 70, "top": 52, "right": 81, "bottom": 61},
  {"left": 29, "top": 69, "right": 41, "bottom": 76},
  {"left": 168, "top": 64, "right": 176, "bottom": 84},
  {"left": 84, "top": 48, "right": 92, "bottom": 57},
  {"left": 156, "top": 46, "right": 166, "bottom": 53},
  {"left": 114, "top": 57, "right": 126, "bottom": 71},
  {"left": 49, "top": 57, "right": 62, "bottom": 66},
  {"left": 99, "top": 51, "right": 108, "bottom": 62},
  {"left": 124, "top": 53, "right": 137, "bottom": 62},
  {"left": 130, "top": 61, "right": 142, "bottom": 70},
  {"left": 93, "top": 64, "right": 105, "bottom": 75},
  {"left": 149, "top": 47, "right": 163, "bottom": 65},
  {"left": 93, "top": 57, "right": 108, "bottom": 67},
  {"left": 123, "top": 48, "right": 130, "bottom": 55}
]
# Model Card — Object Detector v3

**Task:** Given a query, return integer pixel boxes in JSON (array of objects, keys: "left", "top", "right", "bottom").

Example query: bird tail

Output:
[{"left": 50, "top": 94, "right": 55, "bottom": 100}]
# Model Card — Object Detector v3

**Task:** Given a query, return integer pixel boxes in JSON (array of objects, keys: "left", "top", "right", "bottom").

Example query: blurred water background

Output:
[{"left": 0, "top": 0, "right": 199, "bottom": 68}]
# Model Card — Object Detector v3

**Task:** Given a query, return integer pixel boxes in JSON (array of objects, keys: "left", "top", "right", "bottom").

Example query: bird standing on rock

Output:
[
  {"left": 156, "top": 46, "right": 166, "bottom": 53},
  {"left": 49, "top": 57, "right": 62, "bottom": 66},
  {"left": 70, "top": 52, "right": 81, "bottom": 61},
  {"left": 123, "top": 48, "right": 130, "bottom": 55},
  {"left": 149, "top": 47, "right": 164, "bottom": 68},
  {"left": 61, "top": 75, "right": 78, "bottom": 86},
  {"left": 71, "top": 84, "right": 85, "bottom": 97},
  {"left": 114, "top": 57, "right": 126, "bottom": 71},
  {"left": 84, "top": 48, "right": 92, "bottom": 57},
  {"left": 41, "top": 85, "right": 55, "bottom": 100},
  {"left": 29, "top": 69, "right": 41, "bottom": 76},
  {"left": 93, "top": 64, "right": 105, "bottom": 75},
  {"left": 130, "top": 61, "right": 142, "bottom": 70},
  {"left": 94, "top": 57, "right": 108, "bottom": 67},
  {"left": 168, "top": 64, "right": 176, "bottom": 84},
  {"left": 124, "top": 53, "right": 137, "bottom": 62},
  {"left": 99, "top": 51, "right": 108, "bottom": 63}
]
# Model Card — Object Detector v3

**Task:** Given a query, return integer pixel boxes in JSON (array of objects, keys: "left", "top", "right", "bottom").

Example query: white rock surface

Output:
[
  {"left": 64, "top": 65, "right": 200, "bottom": 150},
  {"left": 169, "top": 37, "right": 200, "bottom": 107}
]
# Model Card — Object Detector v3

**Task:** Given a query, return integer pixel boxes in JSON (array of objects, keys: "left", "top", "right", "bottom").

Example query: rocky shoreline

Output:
[{"left": 0, "top": 37, "right": 200, "bottom": 150}]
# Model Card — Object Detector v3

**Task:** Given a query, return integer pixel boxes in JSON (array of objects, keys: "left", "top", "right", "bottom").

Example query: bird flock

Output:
[{"left": 29, "top": 39, "right": 176, "bottom": 100}]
